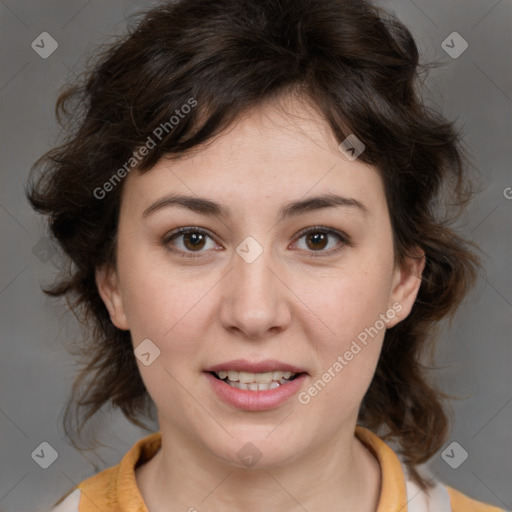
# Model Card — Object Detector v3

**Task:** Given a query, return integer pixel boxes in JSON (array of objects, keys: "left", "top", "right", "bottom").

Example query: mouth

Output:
[
  {"left": 208, "top": 370, "right": 304, "bottom": 391},
  {"left": 204, "top": 361, "right": 309, "bottom": 410}
]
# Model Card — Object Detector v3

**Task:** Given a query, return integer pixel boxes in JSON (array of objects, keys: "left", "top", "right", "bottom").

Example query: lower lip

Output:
[{"left": 204, "top": 372, "right": 308, "bottom": 411}]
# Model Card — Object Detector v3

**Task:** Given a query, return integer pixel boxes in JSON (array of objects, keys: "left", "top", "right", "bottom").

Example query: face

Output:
[{"left": 96, "top": 94, "right": 424, "bottom": 468}]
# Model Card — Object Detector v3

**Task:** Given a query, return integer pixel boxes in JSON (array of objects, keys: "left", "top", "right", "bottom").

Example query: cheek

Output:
[
  {"left": 117, "top": 245, "right": 219, "bottom": 366},
  {"left": 297, "top": 257, "right": 394, "bottom": 344},
  {"left": 296, "top": 283, "right": 389, "bottom": 430},
  {"left": 307, "top": 282, "right": 387, "bottom": 385},
  {"left": 293, "top": 255, "right": 395, "bottom": 398}
]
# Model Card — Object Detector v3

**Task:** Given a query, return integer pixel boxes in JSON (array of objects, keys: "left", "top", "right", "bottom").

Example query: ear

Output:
[
  {"left": 95, "top": 264, "right": 130, "bottom": 330},
  {"left": 386, "top": 247, "right": 425, "bottom": 329}
]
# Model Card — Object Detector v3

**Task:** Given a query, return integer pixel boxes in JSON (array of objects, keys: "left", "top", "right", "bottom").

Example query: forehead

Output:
[{"left": 120, "top": 95, "right": 386, "bottom": 218}]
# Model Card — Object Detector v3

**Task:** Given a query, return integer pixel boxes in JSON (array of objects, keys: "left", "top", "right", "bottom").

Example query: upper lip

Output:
[{"left": 204, "top": 359, "right": 307, "bottom": 374}]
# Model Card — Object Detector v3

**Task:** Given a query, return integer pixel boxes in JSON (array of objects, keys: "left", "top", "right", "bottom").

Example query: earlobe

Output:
[
  {"left": 95, "top": 265, "right": 130, "bottom": 330},
  {"left": 386, "top": 248, "right": 426, "bottom": 329}
]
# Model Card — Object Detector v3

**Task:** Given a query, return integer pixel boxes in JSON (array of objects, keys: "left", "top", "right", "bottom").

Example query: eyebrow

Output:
[{"left": 142, "top": 192, "right": 368, "bottom": 220}]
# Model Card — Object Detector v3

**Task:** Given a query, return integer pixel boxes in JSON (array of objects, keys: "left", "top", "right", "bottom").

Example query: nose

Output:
[{"left": 219, "top": 243, "right": 292, "bottom": 341}]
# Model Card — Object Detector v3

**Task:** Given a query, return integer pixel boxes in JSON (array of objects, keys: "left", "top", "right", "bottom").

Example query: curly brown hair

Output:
[{"left": 26, "top": 0, "right": 480, "bottom": 491}]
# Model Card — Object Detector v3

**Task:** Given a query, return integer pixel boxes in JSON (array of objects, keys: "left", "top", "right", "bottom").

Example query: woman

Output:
[{"left": 27, "top": 0, "right": 504, "bottom": 510}]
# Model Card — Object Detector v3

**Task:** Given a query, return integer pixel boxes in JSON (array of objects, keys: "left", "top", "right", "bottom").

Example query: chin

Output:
[{"left": 204, "top": 430, "right": 308, "bottom": 470}]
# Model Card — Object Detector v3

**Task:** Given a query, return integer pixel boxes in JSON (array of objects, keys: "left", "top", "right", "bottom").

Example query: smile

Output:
[
  {"left": 205, "top": 371, "right": 308, "bottom": 411},
  {"left": 211, "top": 370, "right": 299, "bottom": 391}
]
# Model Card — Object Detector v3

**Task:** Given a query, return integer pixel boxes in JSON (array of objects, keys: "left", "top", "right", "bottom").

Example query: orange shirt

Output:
[{"left": 50, "top": 426, "right": 505, "bottom": 511}]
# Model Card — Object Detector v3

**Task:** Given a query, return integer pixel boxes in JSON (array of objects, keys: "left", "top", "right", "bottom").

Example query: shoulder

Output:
[
  {"left": 406, "top": 478, "right": 505, "bottom": 512},
  {"left": 354, "top": 426, "right": 504, "bottom": 512},
  {"left": 46, "top": 465, "right": 120, "bottom": 512},
  {"left": 47, "top": 431, "right": 161, "bottom": 511},
  {"left": 48, "top": 488, "right": 80, "bottom": 512},
  {"left": 446, "top": 485, "right": 506, "bottom": 512}
]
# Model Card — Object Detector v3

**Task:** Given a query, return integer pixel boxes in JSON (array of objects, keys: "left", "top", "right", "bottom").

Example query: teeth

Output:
[
  {"left": 215, "top": 370, "right": 296, "bottom": 384},
  {"left": 212, "top": 370, "right": 301, "bottom": 390},
  {"left": 228, "top": 380, "right": 283, "bottom": 391}
]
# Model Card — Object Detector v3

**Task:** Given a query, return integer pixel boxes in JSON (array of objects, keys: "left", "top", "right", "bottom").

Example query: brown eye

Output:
[
  {"left": 305, "top": 231, "right": 329, "bottom": 251},
  {"left": 164, "top": 227, "right": 218, "bottom": 259},
  {"left": 294, "top": 227, "right": 349, "bottom": 257},
  {"left": 182, "top": 231, "right": 207, "bottom": 251}
]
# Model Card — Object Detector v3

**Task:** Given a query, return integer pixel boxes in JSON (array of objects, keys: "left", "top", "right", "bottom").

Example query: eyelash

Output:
[{"left": 162, "top": 226, "right": 350, "bottom": 260}]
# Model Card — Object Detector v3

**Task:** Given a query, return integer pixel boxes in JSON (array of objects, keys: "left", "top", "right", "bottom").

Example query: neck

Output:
[{"left": 136, "top": 421, "right": 381, "bottom": 512}]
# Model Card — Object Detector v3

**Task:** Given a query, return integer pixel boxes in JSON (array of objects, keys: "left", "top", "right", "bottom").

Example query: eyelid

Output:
[{"left": 163, "top": 225, "right": 350, "bottom": 259}]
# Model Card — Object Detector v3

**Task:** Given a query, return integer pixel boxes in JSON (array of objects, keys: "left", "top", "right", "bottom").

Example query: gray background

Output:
[{"left": 0, "top": 1, "right": 511, "bottom": 511}]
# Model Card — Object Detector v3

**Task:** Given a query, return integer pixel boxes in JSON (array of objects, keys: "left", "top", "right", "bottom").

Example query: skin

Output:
[{"left": 96, "top": 93, "right": 425, "bottom": 512}]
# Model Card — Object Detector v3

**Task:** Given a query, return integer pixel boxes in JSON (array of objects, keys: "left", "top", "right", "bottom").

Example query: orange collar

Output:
[
  {"left": 77, "top": 425, "right": 409, "bottom": 511},
  {"left": 355, "top": 425, "right": 409, "bottom": 512}
]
